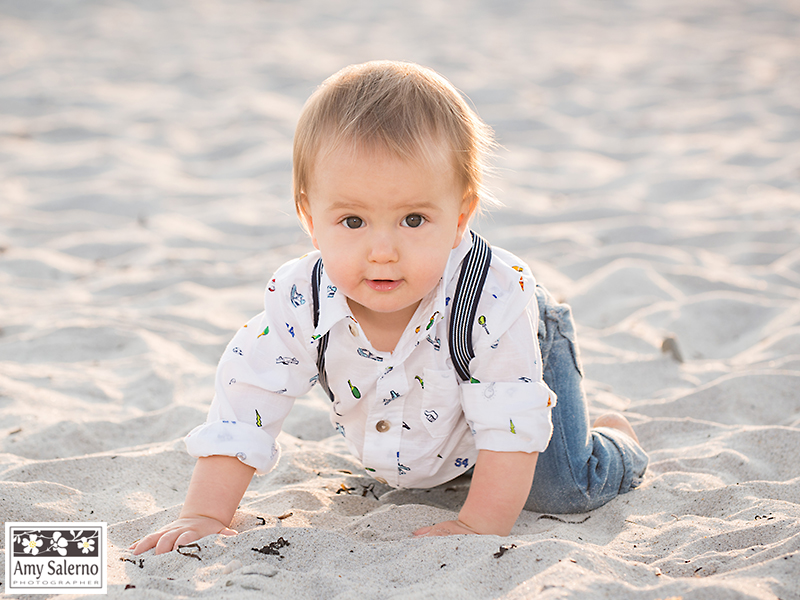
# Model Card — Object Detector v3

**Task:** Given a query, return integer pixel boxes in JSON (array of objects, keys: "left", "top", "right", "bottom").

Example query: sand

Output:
[{"left": 1, "top": 0, "right": 799, "bottom": 598}]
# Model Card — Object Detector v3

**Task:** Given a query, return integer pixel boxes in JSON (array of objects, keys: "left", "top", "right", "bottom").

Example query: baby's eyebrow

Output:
[
  {"left": 325, "top": 200, "right": 365, "bottom": 211},
  {"left": 325, "top": 199, "right": 442, "bottom": 213},
  {"left": 397, "top": 201, "right": 441, "bottom": 212}
]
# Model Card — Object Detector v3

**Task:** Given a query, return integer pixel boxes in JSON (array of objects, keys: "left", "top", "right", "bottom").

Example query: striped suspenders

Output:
[
  {"left": 311, "top": 231, "right": 492, "bottom": 401},
  {"left": 448, "top": 231, "right": 492, "bottom": 381}
]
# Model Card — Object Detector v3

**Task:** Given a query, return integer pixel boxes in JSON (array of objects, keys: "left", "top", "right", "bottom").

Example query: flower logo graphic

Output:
[
  {"left": 77, "top": 537, "right": 95, "bottom": 554},
  {"left": 22, "top": 534, "right": 43, "bottom": 555},
  {"left": 52, "top": 531, "right": 69, "bottom": 556}
]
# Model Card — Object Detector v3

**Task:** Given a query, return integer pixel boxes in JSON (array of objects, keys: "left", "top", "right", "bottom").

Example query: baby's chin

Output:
[{"left": 346, "top": 292, "right": 423, "bottom": 318}]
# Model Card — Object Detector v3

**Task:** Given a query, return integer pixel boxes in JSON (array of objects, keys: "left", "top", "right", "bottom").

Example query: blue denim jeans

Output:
[{"left": 524, "top": 285, "right": 649, "bottom": 514}]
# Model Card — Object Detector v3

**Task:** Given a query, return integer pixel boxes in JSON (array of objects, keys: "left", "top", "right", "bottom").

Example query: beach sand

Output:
[{"left": 1, "top": 0, "right": 799, "bottom": 598}]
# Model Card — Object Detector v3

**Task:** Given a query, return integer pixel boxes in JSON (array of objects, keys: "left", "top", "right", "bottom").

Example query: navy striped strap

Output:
[
  {"left": 311, "top": 258, "right": 334, "bottom": 401},
  {"left": 448, "top": 231, "right": 492, "bottom": 382}
]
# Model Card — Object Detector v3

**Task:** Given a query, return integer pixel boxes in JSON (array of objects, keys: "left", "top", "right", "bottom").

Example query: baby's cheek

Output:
[
  {"left": 320, "top": 259, "right": 352, "bottom": 288},
  {"left": 416, "top": 259, "right": 449, "bottom": 291}
]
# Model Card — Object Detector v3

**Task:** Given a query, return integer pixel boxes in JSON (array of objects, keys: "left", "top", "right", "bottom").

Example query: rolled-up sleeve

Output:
[
  {"left": 461, "top": 380, "right": 555, "bottom": 452},
  {"left": 185, "top": 259, "right": 319, "bottom": 474},
  {"left": 185, "top": 419, "right": 282, "bottom": 475}
]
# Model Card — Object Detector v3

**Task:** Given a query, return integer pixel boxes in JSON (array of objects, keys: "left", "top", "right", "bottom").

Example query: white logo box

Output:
[{"left": 5, "top": 522, "right": 107, "bottom": 595}]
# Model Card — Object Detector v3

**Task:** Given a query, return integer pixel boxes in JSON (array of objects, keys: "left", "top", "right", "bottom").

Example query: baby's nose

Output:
[{"left": 368, "top": 232, "right": 399, "bottom": 263}]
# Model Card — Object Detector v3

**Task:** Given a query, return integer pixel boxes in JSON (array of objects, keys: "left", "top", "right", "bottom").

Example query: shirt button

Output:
[
  {"left": 374, "top": 477, "right": 388, "bottom": 484},
  {"left": 349, "top": 323, "right": 358, "bottom": 337},
  {"left": 375, "top": 420, "right": 390, "bottom": 433}
]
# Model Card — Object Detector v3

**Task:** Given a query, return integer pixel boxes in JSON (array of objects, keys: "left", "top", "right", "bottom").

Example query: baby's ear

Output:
[
  {"left": 297, "top": 193, "right": 319, "bottom": 249},
  {"left": 464, "top": 189, "right": 481, "bottom": 216},
  {"left": 454, "top": 192, "right": 478, "bottom": 245}
]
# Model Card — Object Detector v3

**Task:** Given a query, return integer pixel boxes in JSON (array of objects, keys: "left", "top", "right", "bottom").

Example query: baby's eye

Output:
[
  {"left": 402, "top": 214, "right": 425, "bottom": 228},
  {"left": 342, "top": 216, "right": 364, "bottom": 229}
]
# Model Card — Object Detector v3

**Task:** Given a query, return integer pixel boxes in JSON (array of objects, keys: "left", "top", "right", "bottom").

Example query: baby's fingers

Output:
[
  {"left": 130, "top": 518, "right": 234, "bottom": 555},
  {"left": 154, "top": 528, "right": 187, "bottom": 555},
  {"left": 170, "top": 530, "right": 203, "bottom": 553},
  {"left": 167, "top": 526, "right": 237, "bottom": 553},
  {"left": 130, "top": 531, "right": 164, "bottom": 555}
]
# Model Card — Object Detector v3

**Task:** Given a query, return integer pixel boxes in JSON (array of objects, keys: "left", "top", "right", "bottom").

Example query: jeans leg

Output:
[{"left": 525, "top": 285, "right": 648, "bottom": 514}]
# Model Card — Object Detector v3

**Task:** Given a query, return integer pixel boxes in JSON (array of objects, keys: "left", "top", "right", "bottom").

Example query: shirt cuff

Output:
[
  {"left": 184, "top": 420, "right": 281, "bottom": 475},
  {"left": 462, "top": 380, "right": 556, "bottom": 453}
]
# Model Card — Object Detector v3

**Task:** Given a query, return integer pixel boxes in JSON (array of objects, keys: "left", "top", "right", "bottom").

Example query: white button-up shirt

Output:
[{"left": 185, "top": 232, "right": 556, "bottom": 489}]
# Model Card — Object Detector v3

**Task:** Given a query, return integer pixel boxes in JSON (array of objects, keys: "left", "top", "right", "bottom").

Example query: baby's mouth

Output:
[{"left": 366, "top": 279, "right": 402, "bottom": 292}]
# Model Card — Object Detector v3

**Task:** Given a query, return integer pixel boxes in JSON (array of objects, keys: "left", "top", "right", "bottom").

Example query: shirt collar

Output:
[
  {"left": 312, "top": 264, "right": 352, "bottom": 342},
  {"left": 442, "top": 229, "right": 473, "bottom": 292}
]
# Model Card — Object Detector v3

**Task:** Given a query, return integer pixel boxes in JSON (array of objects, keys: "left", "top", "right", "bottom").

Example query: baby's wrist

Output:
[
  {"left": 177, "top": 512, "right": 226, "bottom": 526},
  {"left": 455, "top": 518, "right": 481, "bottom": 534},
  {"left": 457, "top": 509, "right": 513, "bottom": 536}
]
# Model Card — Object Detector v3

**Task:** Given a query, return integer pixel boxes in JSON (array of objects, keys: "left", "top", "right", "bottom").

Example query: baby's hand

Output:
[
  {"left": 412, "top": 519, "right": 479, "bottom": 537},
  {"left": 129, "top": 516, "right": 237, "bottom": 555}
]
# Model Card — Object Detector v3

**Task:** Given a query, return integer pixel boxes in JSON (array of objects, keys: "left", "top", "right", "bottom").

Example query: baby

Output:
[{"left": 132, "top": 61, "right": 648, "bottom": 555}]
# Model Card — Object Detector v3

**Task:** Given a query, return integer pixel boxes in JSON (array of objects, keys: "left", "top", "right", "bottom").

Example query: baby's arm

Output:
[
  {"left": 413, "top": 449, "right": 538, "bottom": 537},
  {"left": 130, "top": 455, "right": 255, "bottom": 555}
]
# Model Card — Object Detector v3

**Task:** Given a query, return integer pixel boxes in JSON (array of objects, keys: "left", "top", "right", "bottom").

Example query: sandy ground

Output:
[{"left": 1, "top": 0, "right": 799, "bottom": 598}]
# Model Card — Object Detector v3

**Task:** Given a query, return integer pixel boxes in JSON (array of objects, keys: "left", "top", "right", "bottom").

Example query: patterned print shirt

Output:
[{"left": 185, "top": 232, "right": 556, "bottom": 489}]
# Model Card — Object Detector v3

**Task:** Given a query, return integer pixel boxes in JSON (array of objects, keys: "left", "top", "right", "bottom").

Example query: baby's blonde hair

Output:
[{"left": 293, "top": 61, "right": 495, "bottom": 218}]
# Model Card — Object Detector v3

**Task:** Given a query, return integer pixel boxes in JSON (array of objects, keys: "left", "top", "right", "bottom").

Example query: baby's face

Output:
[{"left": 301, "top": 144, "right": 471, "bottom": 329}]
